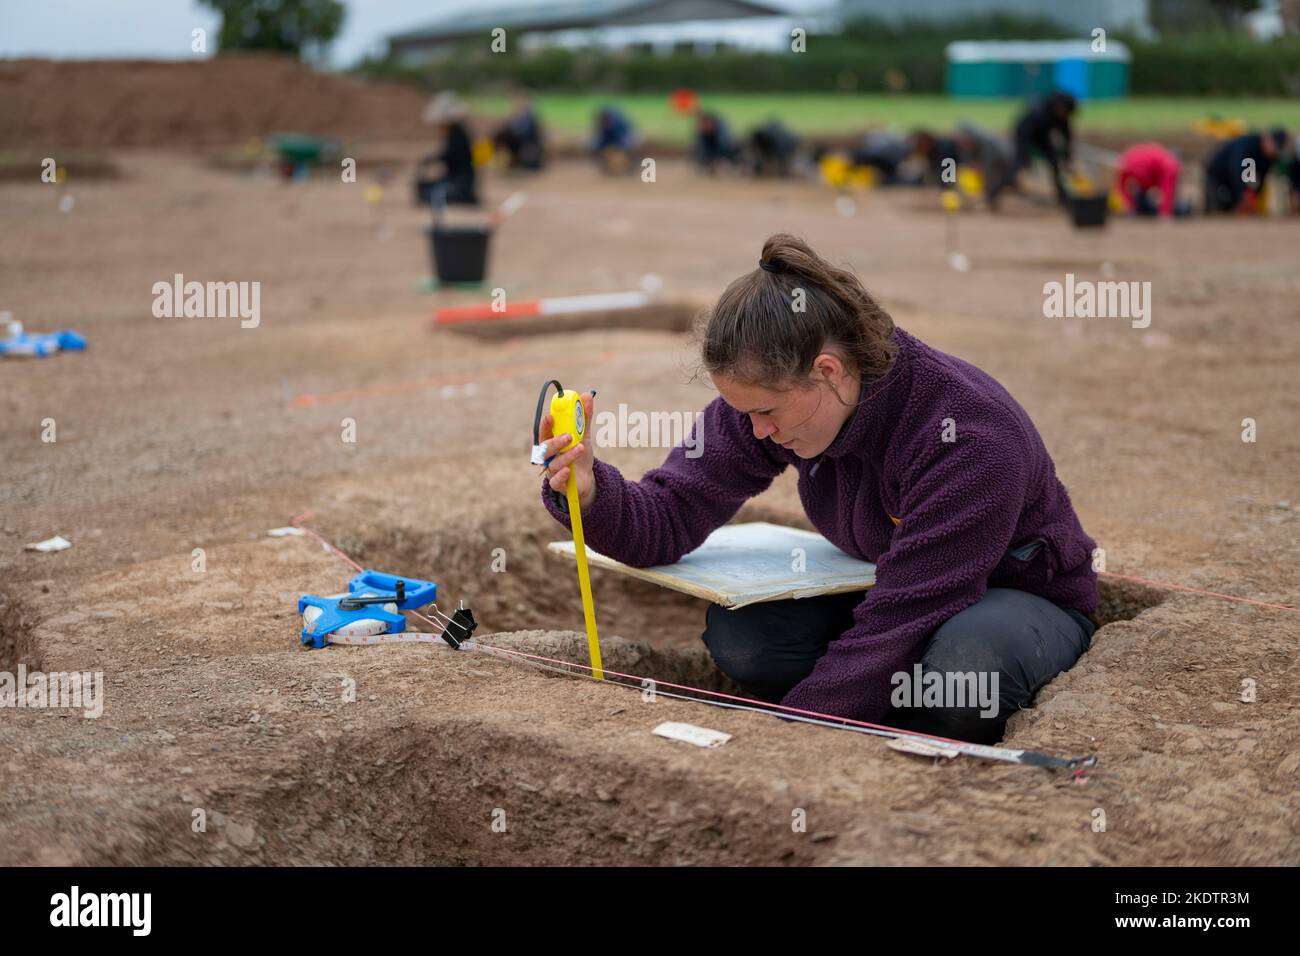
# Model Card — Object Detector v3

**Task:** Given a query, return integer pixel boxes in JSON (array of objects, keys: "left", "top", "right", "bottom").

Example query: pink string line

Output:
[
  {"left": 1098, "top": 570, "right": 1297, "bottom": 613},
  {"left": 291, "top": 514, "right": 978, "bottom": 747},
  {"left": 289, "top": 515, "right": 1296, "bottom": 752},
  {"left": 293, "top": 511, "right": 364, "bottom": 573},
  {"left": 456, "top": 633, "right": 983, "bottom": 745}
]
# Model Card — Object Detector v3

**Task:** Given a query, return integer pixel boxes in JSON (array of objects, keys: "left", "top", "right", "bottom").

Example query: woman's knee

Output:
[
  {"left": 700, "top": 604, "right": 804, "bottom": 692},
  {"left": 895, "top": 589, "right": 1094, "bottom": 742},
  {"left": 924, "top": 590, "right": 1089, "bottom": 689},
  {"left": 701, "top": 604, "right": 772, "bottom": 686},
  {"left": 700, "top": 597, "right": 848, "bottom": 697},
  {"left": 899, "top": 700, "right": 1006, "bottom": 745},
  {"left": 889, "top": 657, "right": 1010, "bottom": 743}
]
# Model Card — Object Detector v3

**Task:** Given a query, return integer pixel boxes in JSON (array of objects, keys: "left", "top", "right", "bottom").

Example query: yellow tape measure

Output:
[{"left": 538, "top": 382, "right": 604, "bottom": 680}]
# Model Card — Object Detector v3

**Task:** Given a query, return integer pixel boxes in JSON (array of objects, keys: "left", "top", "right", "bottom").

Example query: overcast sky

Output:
[{"left": 0, "top": 1, "right": 813, "bottom": 67}]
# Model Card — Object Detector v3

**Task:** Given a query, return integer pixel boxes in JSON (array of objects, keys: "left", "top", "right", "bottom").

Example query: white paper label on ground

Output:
[
  {"left": 887, "top": 736, "right": 960, "bottom": 760},
  {"left": 267, "top": 527, "right": 305, "bottom": 537},
  {"left": 25, "top": 535, "right": 71, "bottom": 552},
  {"left": 652, "top": 722, "right": 731, "bottom": 748}
]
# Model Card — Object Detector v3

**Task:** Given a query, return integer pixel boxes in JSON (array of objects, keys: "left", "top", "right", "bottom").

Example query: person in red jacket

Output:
[{"left": 1115, "top": 143, "right": 1182, "bottom": 218}]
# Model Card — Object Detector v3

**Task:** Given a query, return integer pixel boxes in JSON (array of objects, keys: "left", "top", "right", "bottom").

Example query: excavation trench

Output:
[
  {"left": 0, "top": 593, "right": 42, "bottom": 675},
  {"left": 154, "top": 694, "right": 843, "bottom": 866},
  {"left": 169, "top": 571, "right": 1163, "bottom": 867},
  {"left": 440, "top": 302, "right": 700, "bottom": 342},
  {"left": 332, "top": 512, "right": 1165, "bottom": 697},
  {"left": 1, "top": 518, "right": 1167, "bottom": 864}
]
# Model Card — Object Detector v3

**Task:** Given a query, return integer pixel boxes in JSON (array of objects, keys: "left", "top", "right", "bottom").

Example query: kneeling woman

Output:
[{"left": 538, "top": 235, "right": 1098, "bottom": 744}]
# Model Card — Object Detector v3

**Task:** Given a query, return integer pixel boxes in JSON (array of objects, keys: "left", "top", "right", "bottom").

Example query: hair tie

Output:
[{"left": 758, "top": 258, "right": 780, "bottom": 274}]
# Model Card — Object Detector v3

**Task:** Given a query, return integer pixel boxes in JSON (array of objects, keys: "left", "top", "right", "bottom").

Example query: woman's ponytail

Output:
[{"left": 697, "top": 233, "right": 897, "bottom": 390}]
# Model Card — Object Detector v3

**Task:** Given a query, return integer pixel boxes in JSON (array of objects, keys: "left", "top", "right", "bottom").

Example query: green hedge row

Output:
[
  {"left": 360, "top": 23, "right": 1300, "bottom": 97},
  {"left": 1128, "top": 35, "right": 1300, "bottom": 96}
]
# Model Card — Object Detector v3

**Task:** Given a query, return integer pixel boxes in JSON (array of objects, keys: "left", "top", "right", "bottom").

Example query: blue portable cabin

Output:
[{"left": 946, "top": 40, "right": 1131, "bottom": 100}]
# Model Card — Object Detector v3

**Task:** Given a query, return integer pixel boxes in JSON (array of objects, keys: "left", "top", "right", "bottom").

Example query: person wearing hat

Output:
[
  {"left": 417, "top": 91, "right": 477, "bottom": 206},
  {"left": 536, "top": 235, "right": 1099, "bottom": 744},
  {"left": 1203, "top": 128, "right": 1289, "bottom": 215}
]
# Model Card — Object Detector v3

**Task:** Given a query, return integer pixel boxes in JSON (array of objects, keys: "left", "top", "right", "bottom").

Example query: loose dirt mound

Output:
[{"left": 0, "top": 55, "right": 433, "bottom": 149}]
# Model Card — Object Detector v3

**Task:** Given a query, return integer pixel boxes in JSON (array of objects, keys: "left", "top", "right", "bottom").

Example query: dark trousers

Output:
[
  {"left": 494, "top": 129, "right": 544, "bottom": 171},
  {"left": 701, "top": 587, "right": 1095, "bottom": 744},
  {"left": 1010, "top": 132, "right": 1069, "bottom": 204},
  {"left": 694, "top": 139, "right": 740, "bottom": 171},
  {"left": 1203, "top": 170, "right": 1243, "bottom": 214}
]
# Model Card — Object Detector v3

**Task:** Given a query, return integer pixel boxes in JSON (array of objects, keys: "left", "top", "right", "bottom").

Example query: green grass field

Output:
[{"left": 469, "top": 93, "right": 1300, "bottom": 144}]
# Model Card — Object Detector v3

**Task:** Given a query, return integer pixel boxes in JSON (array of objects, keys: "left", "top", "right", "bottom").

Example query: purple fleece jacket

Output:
[{"left": 542, "top": 326, "right": 1098, "bottom": 722}]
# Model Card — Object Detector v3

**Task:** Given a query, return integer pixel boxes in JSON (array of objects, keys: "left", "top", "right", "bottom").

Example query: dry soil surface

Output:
[{"left": 1, "top": 151, "right": 1297, "bottom": 865}]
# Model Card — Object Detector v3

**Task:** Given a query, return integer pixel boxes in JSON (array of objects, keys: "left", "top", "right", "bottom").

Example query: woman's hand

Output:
[{"left": 539, "top": 391, "right": 597, "bottom": 512}]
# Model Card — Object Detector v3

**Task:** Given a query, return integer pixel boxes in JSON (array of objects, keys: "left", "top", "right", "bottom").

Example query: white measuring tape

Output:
[
  {"left": 323, "top": 631, "right": 453, "bottom": 647},
  {"left": 302, "top": 596, "right": 458, "bottom": 648}
]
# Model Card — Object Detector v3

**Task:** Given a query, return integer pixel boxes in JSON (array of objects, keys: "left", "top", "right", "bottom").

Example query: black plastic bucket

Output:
[
  {"left": 428, "top": 225, "right": 491, "bottom": 284},
  {"left": 1069, "top": 194, "right": 1109, "bottom": 228}
]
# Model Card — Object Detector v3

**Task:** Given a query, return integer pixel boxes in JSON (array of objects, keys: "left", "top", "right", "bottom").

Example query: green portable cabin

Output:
[{"left": 946, "top": 40, "right": 1131, "bottom": 100}]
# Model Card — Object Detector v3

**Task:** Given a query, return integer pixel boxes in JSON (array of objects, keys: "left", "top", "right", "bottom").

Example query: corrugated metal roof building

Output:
[{"left": 387, "top": 0, "right": 820, "bottom": 62}]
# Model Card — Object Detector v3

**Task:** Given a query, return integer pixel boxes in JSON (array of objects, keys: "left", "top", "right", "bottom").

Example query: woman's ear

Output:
[{"left": 811, "top": 351, "right": 849, "bottom": 386}]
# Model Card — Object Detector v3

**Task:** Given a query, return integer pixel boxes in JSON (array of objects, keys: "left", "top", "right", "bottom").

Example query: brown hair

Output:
[{"left": 695, "top": 234, "right": 897, "bottom": 395}]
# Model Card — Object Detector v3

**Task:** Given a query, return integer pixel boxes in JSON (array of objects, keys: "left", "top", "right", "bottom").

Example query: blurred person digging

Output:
[
  {"left": 416, "top": 91, "right": 477, "bottom": 207},
  {"left": 1115, "top": 143, "right": 1192, "bottom": 218},
  {"left": 493, "top": 93, "right": 545, "bottom": 172},
  {"left": 591, "top": 106, "right": 638, "bottom": 175}
]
